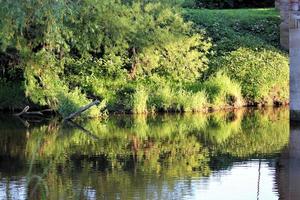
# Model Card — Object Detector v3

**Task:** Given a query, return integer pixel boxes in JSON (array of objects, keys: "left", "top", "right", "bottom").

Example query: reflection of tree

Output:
[
  {"left": 18, "top": 114, "right": 212, "bottom": 199},
  {"left": 208, "top": 108, "right": 289, "bottom": 170},
  {"left": 198, "top": 110, "right": 244, "bottom": 144},
  {"left": 219, "top": 109, "right": 288, "bottom": 156},
  {"left": 26, "top": 123, "right": 210, "bottom": 174},
  {"left": 0, "top": 108, "right": 289, "bottom": 199},
  {"left": 0, "top": 116, "right": 27, "bottom": 159}
]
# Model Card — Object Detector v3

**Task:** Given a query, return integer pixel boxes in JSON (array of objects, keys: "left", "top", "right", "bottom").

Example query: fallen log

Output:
[
  {"left": 14, "top": 106, "right": 30, "bottom": 116},
  {"left": 14, "top": 106, "right": 45, "bottom": 117},
  {"left": 63, "top": 100, "right": 100, "bottom": 121}
]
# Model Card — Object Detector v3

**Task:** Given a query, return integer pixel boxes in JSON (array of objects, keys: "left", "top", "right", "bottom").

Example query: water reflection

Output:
[
  {"left": 0, "top": 108, "right": 293, "bottom": 199},
  {"left": 198, "top": 160, "right": 278, "bottom": 200}
]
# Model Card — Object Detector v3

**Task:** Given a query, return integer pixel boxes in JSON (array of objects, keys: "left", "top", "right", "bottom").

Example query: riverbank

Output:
[{"left": 0, "top": 4, "right": 289, "bottom": 118}]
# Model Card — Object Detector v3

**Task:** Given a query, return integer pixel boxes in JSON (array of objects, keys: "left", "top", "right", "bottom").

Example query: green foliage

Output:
[
  {"left": 171, "top": 89, "right": 208, "bottom": 112},
  {"left": 181, "top": 0, "right": 198, "bottom": 8},
  {"left": 203, "top": 72, "right": 243, "bottom": 108},
  {"left": 219, "top": 48, "right": 289, "bottom": 104},
  {"left": 148, "top": 84, "right": 174, "bottom": 111},
  {"left": 0, "top": 2, "right": 289, "bottom": 113},
  {"left": 104, "top": 81, "right": 208, "bottom": 113},
  {"left": 61, "top": 0, "right": 210, "bottom": 84},
  {"left": 136, "top": 34, "right": 211, "bottom": 83}
]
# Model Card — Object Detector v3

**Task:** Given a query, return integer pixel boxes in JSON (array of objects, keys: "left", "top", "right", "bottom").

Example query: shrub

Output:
[
  {"left": 203, "top": 72, "right": 243, "bottom": 108},
  {"left": 137, "top": 34, "right": 211, "bottom": 83},
  {"left": 108, "top": 83, "right": 207, "bottom": 113},
  {"left": 218, "top": 48, "right": 289, "bottom": 104}
]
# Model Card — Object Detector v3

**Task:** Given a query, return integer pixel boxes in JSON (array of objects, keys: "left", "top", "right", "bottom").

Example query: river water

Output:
[{"left": 0, "top": 108, "right": 295, "bottom": 200}]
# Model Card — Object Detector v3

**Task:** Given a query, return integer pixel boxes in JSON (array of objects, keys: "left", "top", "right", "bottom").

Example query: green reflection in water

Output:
[{"left": 0, "top": 108, "right": 289, "bottom": 199}]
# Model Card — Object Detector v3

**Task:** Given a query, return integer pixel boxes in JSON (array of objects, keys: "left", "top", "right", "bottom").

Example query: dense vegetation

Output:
[{"left": 0, "top": 1, "right": 288, "bottom": 118}]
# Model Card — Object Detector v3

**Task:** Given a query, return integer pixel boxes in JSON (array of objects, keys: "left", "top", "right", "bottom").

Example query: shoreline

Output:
[{"left": 0, "top": 104, "right": 289, "bottom": 119}]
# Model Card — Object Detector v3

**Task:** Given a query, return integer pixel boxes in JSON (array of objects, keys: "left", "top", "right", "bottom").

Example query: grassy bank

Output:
[
  {"left": 184, "top": 8, "right": 281, "bottom": 52},
  {"left": 0, "top": 2, "right": 288, "bottom": 117},
  {"left": 184, "top": 8, "right": 289, "bottom": 105}
]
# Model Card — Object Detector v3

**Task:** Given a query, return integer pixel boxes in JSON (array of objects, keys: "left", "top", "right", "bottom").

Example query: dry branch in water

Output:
[
  {"left": 14, "top": 106, "right": 52, "bottom": 117},
  {"left": 14, "top": 106, "right": 51, "bottom": 117}
]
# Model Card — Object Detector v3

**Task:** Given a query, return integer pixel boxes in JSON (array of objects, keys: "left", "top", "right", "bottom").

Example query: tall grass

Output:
[
  {"left": 148, "top": 85, "right": 208, "bottom": 113},
  {"left": 131, "top": 86, "right": 149, "bottom": 114},
  {"left": 204, "top": 72, "right": 243, "bottom": 109}
]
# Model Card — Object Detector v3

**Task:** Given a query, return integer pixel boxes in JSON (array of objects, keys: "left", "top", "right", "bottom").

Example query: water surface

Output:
[{"left": 0, "top": 108, "right": 293, "bottom": 200}]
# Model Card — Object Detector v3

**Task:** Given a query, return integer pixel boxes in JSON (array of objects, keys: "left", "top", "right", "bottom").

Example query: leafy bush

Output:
[
  {"left": 61, "top": 1, "right": 211, "bottom": 84},
  {"left": 219, "top": 48, "right": 289, "bottom": 104},
  {"left": 137, "top": 34, "right": 211, "bottom": 83}
]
